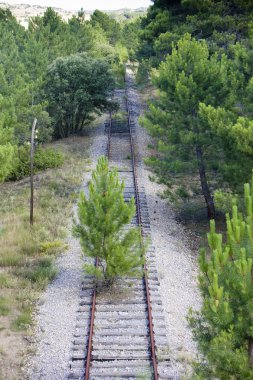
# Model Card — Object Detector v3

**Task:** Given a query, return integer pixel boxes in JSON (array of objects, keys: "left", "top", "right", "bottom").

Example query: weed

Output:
[
  {"left": 12, "top": 308, "right": 32, "bottom": 331},
  {"left": 0, "top": 297, "right": 10, "bottom": 316},
  {"left": 0, "top": 274, "right": 10, "bottom": 288},
  {"left": 0, "top": 252, "right": 23, "bottom": 267},
  {"left": 21, "top": 257, "right": 57, "bottom": 288},
  {"left": 39, "top": 240, "right": 68, "bottom": 255}
]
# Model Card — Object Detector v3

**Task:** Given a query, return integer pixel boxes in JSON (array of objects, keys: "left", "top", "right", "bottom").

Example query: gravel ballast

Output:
[{"left": 127, "top": 68, "right": 201, "bottom": 377}]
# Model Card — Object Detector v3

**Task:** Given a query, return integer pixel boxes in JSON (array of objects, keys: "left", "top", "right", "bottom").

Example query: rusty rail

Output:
[
  {"left": 126, "top": 91, "right": 159, "bottom": 380},
  {"left": 84, "top": 110, "right": 112, "bottom": 380},
  {"left": 84, "top": 88, "right": 158, "bottom": 380},
  {"left": 84, "top": 258, "right": 97, "bottom": 380}
]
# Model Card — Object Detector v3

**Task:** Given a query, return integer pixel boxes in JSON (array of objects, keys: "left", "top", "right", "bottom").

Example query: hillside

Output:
[{"left": 0, "top": 2, "right": 147, "bottom": 27}]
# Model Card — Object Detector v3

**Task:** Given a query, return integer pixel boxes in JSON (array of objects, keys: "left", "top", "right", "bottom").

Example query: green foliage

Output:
[
  {"left": 12, "top": 308, "right": 32, "bottom": 331},
  {"left": 45, "top": 53, "right": 116, "bottom": 138},
  {"left": 214, "top": 190, "right": 238, "bottom": 214},
  {"left": 39, "top": 240, "right": 68, "bottom": 255},
  {"left": 121, "top": 19, "right": 141, "bottom": 59},
  {"left": 189, "top": 172, "right": 253, "bottom": 379},
  {"left": 8, "top": 145, "right": 64, "bottom": 181},
  {"left": 0, "top": 296, "right": 10, "bottom": 316},
  {"left": 0, "top": 120, "right": 16, "bottom": 182},
  {"left": 73, "top": 156, "right": 143, "bottom": 283},
  {"left": 21, "top": 257, "right": 57, "bottom": 286},
  {"left": 0, "top": 6, "right": 124, "bottom": 182},
  {"left": 91, "top": 10, "right": 122, "bottom": 45},
  {"left": 136, "top": 61, "right": 150, "bottom": 85},
  {"left": 141, "top": 34, "right": 236, "bottom": 217}
]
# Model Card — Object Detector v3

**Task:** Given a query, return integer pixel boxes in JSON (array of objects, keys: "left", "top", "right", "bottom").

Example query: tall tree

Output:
[
  {"left": 90, "top": 10, "right": 122, "bottom": 45},
  {"left": 141, "top": 34, "right": 236, "bottom": 218},
  {"left": 0, "top": 107, "right": 16, "bottom": 182},
  {"left": 45, "top": 53, "right": 117, "bottom": 138}
]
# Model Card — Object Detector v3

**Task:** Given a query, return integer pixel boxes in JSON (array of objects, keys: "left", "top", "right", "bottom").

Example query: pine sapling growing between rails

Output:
[{"left": 73, "top": 156, "right": 144, "bottom": 284}]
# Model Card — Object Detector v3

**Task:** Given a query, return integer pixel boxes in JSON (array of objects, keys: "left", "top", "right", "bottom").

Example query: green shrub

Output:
[
  {"left": 21, "top": 257, "right": 57, "bottom": 288},
  {"left": 8, "top": 145, "right": 64, "bottom": 181},
  {"left": 12, "top": 308, "right": 32, "bottom": 331},
  {"left": 136, "top": 61, "right": 149, "bottom": 85},
  {"left": 112, "top": 62, "right": 126, "bottom": 88},
  {"left": 214, "top": 189, "right": 240, "bottom": 214},
  {"left": 39, "top": 240, "right": 68, "bottom": 255},
  {"left": 0, "top": 297, "right": 10, "bottom": 316}
]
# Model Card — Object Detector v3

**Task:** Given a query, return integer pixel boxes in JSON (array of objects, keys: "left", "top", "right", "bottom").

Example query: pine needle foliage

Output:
[
  {"left": 189, "top": 172, "right": 253, "bottom": 379},
  {"left": 73, "top": 156, "right": 144, "bottom": 283}
]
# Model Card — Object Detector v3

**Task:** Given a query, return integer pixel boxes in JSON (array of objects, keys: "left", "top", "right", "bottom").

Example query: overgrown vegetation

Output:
[
  {"left": 138, "top": 0, "right": 253, "bottom": 219},
  {"left": 0, "top": 136, "right": 90, "bottom": 378},
  {"left": 73, "top": 156, "right": 143, "bottom": 284},
  {"left": 45, "top": 53, "right": 117, "bottom": 138},
  {"left": 0, "top": 5, "right": 143, "bottom": 377},
  {"left": 189, "top": 172, "right": 253, "bottom": 379},
  {"left": 137, "top": 1, "right": 253, "bottom": 378},
  {"left": 0, "top": 6, "right": 128, "bottom": 182}
]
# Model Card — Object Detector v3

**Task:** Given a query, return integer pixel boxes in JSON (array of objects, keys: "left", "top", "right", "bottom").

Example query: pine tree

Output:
[
  {"left": 189, "top": 172, "right": 253, "bottom": 379},
  {"left": 73, "top": 156, "right": 144, "bottom": 284},
  {"left": 140, "top": 34, "right": 236, "bottom": 218},
  {"left": 0, "top": 111, "right": 15, "bottom": 182}
]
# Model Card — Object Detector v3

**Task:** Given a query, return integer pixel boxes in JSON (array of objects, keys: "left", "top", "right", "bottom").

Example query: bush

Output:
[
  {"left": 39, "top": 240, "right": 68, "bottom": 255},
  {"left": 8, "top": 145, "right": 64, "bottom": 181},
  {"left": 45, "top": 53, "right": 117, "bottom": 138},
  {"left": 112, "top": 62, "right": 126, "bottom": 88},
  {"left": 21, "top": 257, "right": 57, "bottom": 288},
  {"left": 136, "top": 60, "right": 149, "bottom": 85}
]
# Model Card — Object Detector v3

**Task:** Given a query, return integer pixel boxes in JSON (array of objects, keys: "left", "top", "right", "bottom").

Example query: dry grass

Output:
[{"left": 0, "top": 135, "right": 91, "bottom": 379}]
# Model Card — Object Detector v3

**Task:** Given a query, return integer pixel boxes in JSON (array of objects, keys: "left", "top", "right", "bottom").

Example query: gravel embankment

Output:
[
  {"left": 127, "top": 68, "right": 201, "bottom": 377},
  {"left": 25, "top": 123, "right": 107, "bottom": 380}
]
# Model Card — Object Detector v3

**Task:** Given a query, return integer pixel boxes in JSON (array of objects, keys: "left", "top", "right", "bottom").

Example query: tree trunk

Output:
[
  {"left": 248, "top": 338, "right": 253, "bottom": 367},
  {"left": 195, "top": 145, "right": 215, "bottom": 219}
]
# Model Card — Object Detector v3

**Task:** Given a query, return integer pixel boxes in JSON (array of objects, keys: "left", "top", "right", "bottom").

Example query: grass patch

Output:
[
  {"left": 39, "top": 240, "right": 68, "bottom": 255},
  {"left": 0, "top": 135, "right": 91, "bottom": 377},
  {"left": 0, "top": 273, "right": 16, "bottom": 289},
  {"left": 0, "top": 252, "right": 23, "bottom": 267},
  {"left": 20, "top": 257, "right": 57, "bottom": 289},
  {"left": 12, "top": 307, "right": 32, "bottom": 331},
  {"left": 0, "top": 297, "right": 10, "bottom": 316}
]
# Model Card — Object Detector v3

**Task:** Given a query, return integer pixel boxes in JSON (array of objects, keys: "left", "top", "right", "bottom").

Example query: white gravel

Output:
[
  {"left": 127, "top": 68, "right": 201, "bottom": 377},
  {"left": 25, "top": 123, "right": 107, "bottom": 380}
]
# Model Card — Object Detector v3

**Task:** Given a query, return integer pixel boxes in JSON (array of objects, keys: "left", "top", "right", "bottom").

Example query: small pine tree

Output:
[
  {"left": 189, "top": 172, "right": 253, "bottom": 379},
  {"left": 73, "top": 156, "right": 144, "bottom": 284}
]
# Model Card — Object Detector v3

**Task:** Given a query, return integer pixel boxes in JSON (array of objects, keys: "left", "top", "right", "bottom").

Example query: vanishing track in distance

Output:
[{"left": 68, "top": 77, "right": 178, "bottom": 380}]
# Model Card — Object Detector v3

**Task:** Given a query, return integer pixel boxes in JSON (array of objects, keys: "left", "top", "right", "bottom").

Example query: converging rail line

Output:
[{"left": 68, "top": 76, "right": 178, "bottom": 380}]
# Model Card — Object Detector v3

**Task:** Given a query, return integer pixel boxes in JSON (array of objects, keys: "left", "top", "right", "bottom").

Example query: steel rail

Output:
[
  {"left": 84, "top": 109, "right": 112, "bottom": 380},
  {"left": 125, "top": 89, "right": 159, "bottom": 380},
  {"left": 84, "top": 258, "right": 97, "bottom": 380},
  {"left": 84, "top": 88, "right": 158, "bottom": 380}
]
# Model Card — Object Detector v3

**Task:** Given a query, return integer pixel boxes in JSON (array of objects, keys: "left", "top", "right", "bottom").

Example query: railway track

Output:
[{"left": 68, "top": 80, "right": 178, "bottom": 380}]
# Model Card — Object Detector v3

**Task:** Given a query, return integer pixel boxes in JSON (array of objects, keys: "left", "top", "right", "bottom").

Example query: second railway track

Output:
[{"left": 68, "top": 78, "right": 179, "bottom": 380}]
